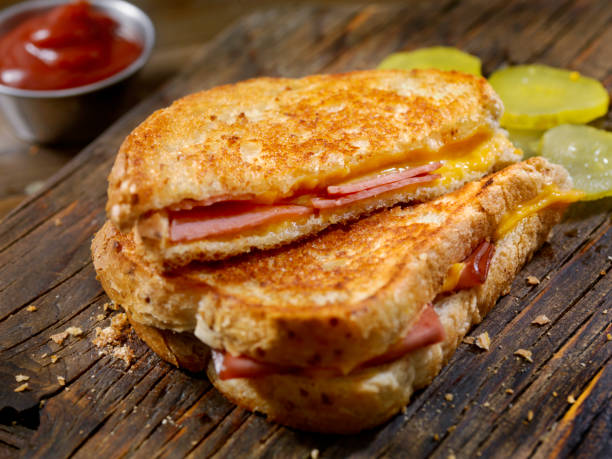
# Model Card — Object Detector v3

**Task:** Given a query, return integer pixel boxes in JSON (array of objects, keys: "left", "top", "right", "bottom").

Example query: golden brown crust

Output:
[
  {"left": 94, "top": 158, "right": 571, "bottom": 373},
  {"left": 126, "top": 312, "right": 209, "bottom": 373},
  {"left": 118, "top": 199, "right": 564, "bottom": 433},
  {"left": 107, "top": 69, "right": 504, "bottom": 230}
]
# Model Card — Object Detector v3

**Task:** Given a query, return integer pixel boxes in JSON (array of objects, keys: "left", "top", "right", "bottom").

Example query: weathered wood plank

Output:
[{"left": 0, "top": 1, "right": 610, "bottom": 457}]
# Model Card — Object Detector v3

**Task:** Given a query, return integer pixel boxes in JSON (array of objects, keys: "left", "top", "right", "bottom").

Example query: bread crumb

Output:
[
  {"left": 483, "top": 401, "right": 491, "bottom": 408},
  {"left": 15, "top": 374, "right": 30, "bottom": 382},
  {"left": 552, "top": 391, "right": 558, "bottom": 397},
  {"left": 567, "top": 395, "right": 576, "bottom": 404},
  {"left": 447, "top": 425, "right": 456, "bottom": 433},
  {"left": 445, "top": 393, "right": 454, "bottom": 402},
  {"left": 463, "top": 336, "right": 475, "bottom": 345},
  {"left": 600, "top": 270, "right": 606, "bottom": 276},
  {"left": 51, "top": 326, "right": 83, "bottom": 345},
  {"left": 96, "top": 314, "right": 105, "bottom": 321},
  {"left": 26, "top": 305, "right": 38, "bottom": 312},
  {"left": 57, "top": 376, "right": 66, "bottom": 386},
  {"left": 532, "top": 315, "right": 551, "bottom": 326},
  {"left": 505, "top": 389, "right": 514, "bottom": 395},
  {"left": 607, "top": 333, "right": 611, "bottom": 341},
  {"left": 54, "top": 217, "right": 62, "bottom": 226},
  {"left": 310, "top": 449, "right": 320, "bottom": 459},
  {"left": 50, "top": 355, "right": 59, "bottom": 363},
  {"left": 103, "top": 302, "right": 119, "bottom": 312},
  {"left": 526, "top": 276, "right": 540, "bottom": 285},
  {"left": 433, "top": 433, "right": 440, "bottom": 441},
  {"left": 112, "top": 345, "right": 135, "bottom": 364},
  {"left": 14, "top": 383, "right": 29, "bottom": 392},
  {"left": 66, "top": 326, "right": 83, "bottom": 336},
  {"left": 40, "top": 353, "right": 48, "bottom": 359},
  {"left": 602, "top": 309, "right": 608, "bottom": 315},
  {"left": 50, "top": 331, "right": 69, "bottom": 345},
  {"left": 527, "top": 410, "right": 534, "bottom": 422},
  {"left": 514, "top": 349, "right": 533, "bottom": 362},
  {"left": 475, "top": 332, "right": 491, "bottom": 351}
]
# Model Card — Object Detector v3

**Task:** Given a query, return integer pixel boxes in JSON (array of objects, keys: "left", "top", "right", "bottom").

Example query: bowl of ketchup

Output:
[{"left": 0, "top": 0, "right": 154, "bottom": 143}]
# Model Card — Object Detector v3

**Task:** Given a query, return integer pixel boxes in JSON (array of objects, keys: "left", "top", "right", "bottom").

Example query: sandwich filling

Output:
[
  {"left": 160, "top": 130, "right": 515, "bottom": 243},
  {"left": 212, "top": 239, "right": 496, "bottom": 380}
]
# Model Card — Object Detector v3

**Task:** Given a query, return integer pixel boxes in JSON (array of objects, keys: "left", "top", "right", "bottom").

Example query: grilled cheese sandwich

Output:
[{"left": 106, "top": 69, "right": 521, "bottom": 268}]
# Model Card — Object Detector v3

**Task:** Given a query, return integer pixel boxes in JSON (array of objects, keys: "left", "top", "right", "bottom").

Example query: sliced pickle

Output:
[
  {"left": 489, "top": 65, "right": 609, "bottom": 130},
  {"left": 541, "top": 125, "right": 612, "bottom": 200},
  {"left": 377, "top": 46, "right": 481, "bottom": 76},
  {"left": 507, "top": 128, "right": 544, "bottom": 158}
]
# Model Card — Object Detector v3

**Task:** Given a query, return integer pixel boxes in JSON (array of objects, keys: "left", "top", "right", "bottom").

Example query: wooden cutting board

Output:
[{"left": 1, "top": 1, "right": 610, "bottom": 457}]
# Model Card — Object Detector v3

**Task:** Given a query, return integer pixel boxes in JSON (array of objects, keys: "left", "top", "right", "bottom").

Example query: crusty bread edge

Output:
[{"left": 205, "top": 203, "right": 565, "bottom": 433}]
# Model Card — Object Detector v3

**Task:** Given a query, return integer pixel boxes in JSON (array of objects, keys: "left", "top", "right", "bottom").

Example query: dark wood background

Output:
[{"left": 1, "top": 1, "right": 611, "bottom": 457}]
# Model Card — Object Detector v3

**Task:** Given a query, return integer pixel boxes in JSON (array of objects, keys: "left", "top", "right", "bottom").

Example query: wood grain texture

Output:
[{"left": 0, "top": 1, "right": 610, "bottom": 457}]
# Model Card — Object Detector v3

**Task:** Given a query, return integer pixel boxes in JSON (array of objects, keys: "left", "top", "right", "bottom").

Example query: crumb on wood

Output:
[
  {"left": 51, "top": 355, "right": 59, "bottom": 364},
  {"left": 50, "top": 331, "right": 68, "bottom": 345},
  {"left": 532, "top": 314, "right": 551, "bottom": 326},
  {"left": 475, "top": 332, "right": 491, "bottom": 351},
  {"left": 54, "top": 217, "right": 62, "bottom": 226},
  {"left": 57, "top": 376, "right": 65, "bottom": 386},
  {"left": 447, "top": 425, "right": 456, "bottom": 433},
  {"left": 50, "top": 326, "right": 83, "bottom": 345},
  {"left": 527, "top": 410, "right": 534, "bottom": 422},
  {"left": 310, "top": 449, "right": 320, "bottom": 459},
  {"left": 514, "top": 349, "right": 533, "bottom": 363},
  {"left": 603, "top": 309, "right": 608, "bottom": 315},
  {"left": 112, "top": 345, "right": 135, "bottom": 364},
  {"left": 103, "top": 302, "right": 119, "bottom": 312},
  {"left": 505, "top": 389, "right": 514, "bottom": 395},
  {"left": 14, "top": 383, "right": 29, "bottom": 392},
  {"left": 40, "top": 353, "right": 47, "bottom": 359},
  {"left": 567, "top": 394, "right": 576, "bottom": 404},
  {"left": 433, "top": 433, "right": 440, "bottom": 441},
  {"left": 463, "top": 336, "right": 475, "bottom": 345},
  {"left": 553, "top": 391, "right": 558, "bottom": 397},
  {"left": 526, "top": 275, "right": 540, "bottom": 285},
  {"left": 26, "top": 305, "right": 37, "bottom": 312},
  {"left": 96, "top": 314, "right": 105, "bottom": 321},
  {"left": 15, "top": 374, "right": 30, "bottom": 382},
  {"left": 93, "top": 313, "right": 135, "bottom": 365},
  {"left": 445, "top": 393, "right": 454, "bottom": 402},
  {"left": 607, "top": 333, "right": 611, "bottom": 341}
]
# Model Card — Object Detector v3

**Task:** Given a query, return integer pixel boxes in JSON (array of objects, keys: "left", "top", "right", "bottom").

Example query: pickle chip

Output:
[
  {"left": 377, "top": 46, "right": 481, "bottom": 76},
  {"left": 541, "top": 125, "right": 612, "bottom": 200},
  {"left": 489, "top": 65, "right": 609, "bottom": 130}
]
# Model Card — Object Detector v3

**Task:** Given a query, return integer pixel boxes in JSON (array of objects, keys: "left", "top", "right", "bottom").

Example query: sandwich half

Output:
[
  {"left": 93, "top": 158, "right": 581, "bottom": 433},
  {"left": 106, "top": 69, "right": 521, "bottom": 268}
]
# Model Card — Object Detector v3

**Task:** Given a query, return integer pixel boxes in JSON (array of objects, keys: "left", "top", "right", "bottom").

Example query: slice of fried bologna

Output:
[{"left": 106, "top": 69, "right": 521, "bottom": 267}]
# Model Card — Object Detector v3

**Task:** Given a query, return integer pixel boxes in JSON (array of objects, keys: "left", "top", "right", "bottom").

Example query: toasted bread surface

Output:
[
  {"left": 93, "top": 158, "right": 571, "bottom": 373},
  {"left": 120, "top": 199, "right": 564, "bottom": 432},
  {"left": 136, "top": 130, "right": 520, "bottom": 268},
  {"left": 107, "top": 69, "right": 504, "bottom": 230}
]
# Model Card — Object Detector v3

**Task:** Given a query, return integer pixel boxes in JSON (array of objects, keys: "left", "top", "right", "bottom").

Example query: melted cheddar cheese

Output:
[
  {"left": 496, "top": 185, "right": 584, "bottom": 239},
  {"left": 441, "top": 262, "right": 465, "bottom": 293}
]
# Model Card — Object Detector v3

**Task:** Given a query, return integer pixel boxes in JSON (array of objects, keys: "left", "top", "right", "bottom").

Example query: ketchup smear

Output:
[{"left": 0, "top": 1, "right": 142, "bottom": 90}]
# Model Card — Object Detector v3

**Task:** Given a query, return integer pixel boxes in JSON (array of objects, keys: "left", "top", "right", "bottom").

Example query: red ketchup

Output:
[{"left": 0, "top": 1, "right": 142, "bottom": 90}]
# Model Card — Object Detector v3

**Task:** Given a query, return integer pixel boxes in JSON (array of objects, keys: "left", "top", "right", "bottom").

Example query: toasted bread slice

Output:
[
  {"left": 94, "top": 158, "right": 572, "bottom": 375},
  {"left": 106, "top": 69, "right": 520, "bottom": 267},
  {"left": 116, "top": 195, "right": 567, "bottom": 432}
]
